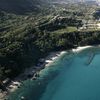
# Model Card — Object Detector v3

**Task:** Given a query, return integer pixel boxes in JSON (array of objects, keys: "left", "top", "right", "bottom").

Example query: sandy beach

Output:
[
  {"left": 45, "top": 51, "right": 67, "bottom": 67},
  {"left": 72, "top": 46, "right": 93, "bottom": 52}
]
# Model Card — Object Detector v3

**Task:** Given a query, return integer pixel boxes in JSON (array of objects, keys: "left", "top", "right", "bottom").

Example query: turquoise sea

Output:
[{"left": 8, "top": 47, "right": 100, "bottom": 100}]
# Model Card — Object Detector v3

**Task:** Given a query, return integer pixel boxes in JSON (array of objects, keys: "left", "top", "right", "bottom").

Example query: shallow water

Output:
[{"left": 8, "top": 47, "right": 100, "bottom": 100}]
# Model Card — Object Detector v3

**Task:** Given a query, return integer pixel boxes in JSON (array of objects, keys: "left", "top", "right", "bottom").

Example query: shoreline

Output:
[
  {"left": 0, "top": 45, "right": 95, "bottom": 99},
  {"left": 72, "top": 46, "right": 93, "bottom": 52},
  {"left": 45, "top": 51, "right": 67, "bottom": 67},
  {"left": 0, "top": 51, "right": 67, "bottom": 99}
]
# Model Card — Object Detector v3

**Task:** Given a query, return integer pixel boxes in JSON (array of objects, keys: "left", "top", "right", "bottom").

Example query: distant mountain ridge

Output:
[
  {"left": 0, "top": 0, "right": 49, "bottom": 14},
  {"left": 51, "top": 0, "right": 97, "bottom": 3},
  {"left": 0, "top": 0, "right": 97, "bottom": 14}
]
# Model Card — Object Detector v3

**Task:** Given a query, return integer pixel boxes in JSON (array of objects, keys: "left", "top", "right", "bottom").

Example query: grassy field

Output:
[{"left": 52, "top": 26, "right": 77, "bottom": 34}]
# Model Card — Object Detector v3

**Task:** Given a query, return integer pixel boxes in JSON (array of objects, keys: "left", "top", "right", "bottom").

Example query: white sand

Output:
[
  {"left": 45, "top": 47, "right": 93, "bottom": 67},
  {"left": 8, "top": 85, "right": 18, "bottom": 92},
  {"left": 8, "top": 81, "right": 21, "bottom": 92},
  {"left": 0, "top": 92, "right": 7, "bottom": 100},
  {"left": 72, "top": 46, "right": 93, "bottom": 52},
  {"left": 45, "top": 51, "right": 66, "bottom": 67}
]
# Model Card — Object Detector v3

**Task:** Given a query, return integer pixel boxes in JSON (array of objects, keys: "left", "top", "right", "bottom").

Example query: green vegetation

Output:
[
  {"left": 0, "top": 0, "right": 49, "bottom": 14},
  {"left": 0, "top": 2, "right": 100, "bottom": 81}
]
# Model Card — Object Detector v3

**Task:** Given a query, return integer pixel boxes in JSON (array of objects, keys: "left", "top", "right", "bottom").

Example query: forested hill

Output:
[
  {"left": 0, "top": 1, "right": 100, "bottom": 82},
  {"left": 0, "top": 0, "right": 49, "bottom": 14}
]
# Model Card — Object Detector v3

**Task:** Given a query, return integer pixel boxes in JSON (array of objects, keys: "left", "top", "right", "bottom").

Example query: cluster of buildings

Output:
[{"left": 79, "top": 19, "right": 100, "bottom": 30}]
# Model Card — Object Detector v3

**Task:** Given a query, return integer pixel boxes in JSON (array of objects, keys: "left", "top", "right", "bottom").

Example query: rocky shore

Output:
[
  {"left": 0, "top": 51, "right": 66, "bottom": 100},
  {"left": 0, "top": 46, "right": 95, "bottom": 100}
]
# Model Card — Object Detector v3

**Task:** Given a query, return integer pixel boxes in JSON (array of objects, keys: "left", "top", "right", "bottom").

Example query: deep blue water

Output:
[{"left": 8, "top": 47, "right": 100, "bottom": 100}]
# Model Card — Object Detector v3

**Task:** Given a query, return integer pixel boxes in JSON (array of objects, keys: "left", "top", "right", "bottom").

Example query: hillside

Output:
[
  {"left": 0, "top": 0, "right": 49, "bottom": 14},
  {"left": 0, "top": 1, "right": 100, "bottom": 84}
]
